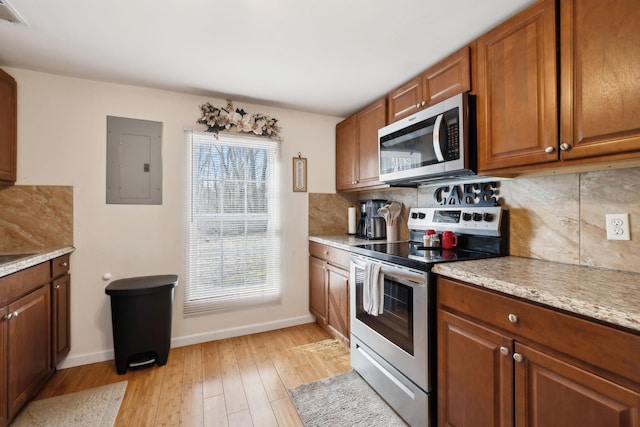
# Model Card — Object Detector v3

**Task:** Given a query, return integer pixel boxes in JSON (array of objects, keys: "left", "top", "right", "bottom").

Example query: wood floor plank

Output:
[
  {"left": 33, "top": 323, "right": 351, "bottom": 427},
  {"left": 218, "top": 338, "right": 249, "bottom": 415},
  {"left": 204, "top": 394, "right": 229, "bottom": 427},
  {"left": 202, "top": 340, "right": 223, "bottom": 398},
  {"left": 271, "top": 397, "right": 304, "bottom": 427}
]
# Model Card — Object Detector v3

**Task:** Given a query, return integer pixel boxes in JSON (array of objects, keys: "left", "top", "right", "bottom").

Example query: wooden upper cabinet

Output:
[
  {"left": 335, "top": 98, "right": 386, "bottom": 191},
  {"left": 0, "top": 68, "right": 17, "bottom": 185},
  {"left": 559, "top": 0, "right": 640, "bottom": 161},
  {"left": 476, "top": 0, "right": 558, "bottom": 173},
  {"left": 355, "top": 98, "right": 386, "bottom": 187},
  {"left": 335, "top": 115, "right": 357, "bottom": 191},
  {"left": 387, "top": 78, "right": 423, "bottom": 124},
  {"left": 388, "top": 46, "right": 471, "bottom": 123}
]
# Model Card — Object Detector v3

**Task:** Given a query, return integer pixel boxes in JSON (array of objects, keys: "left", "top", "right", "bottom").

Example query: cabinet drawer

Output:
[
  {"left": 51, "top": 254, "right": 70, "bottom": 278},
  {"left": 309, "top": 242, "right": 350, "bottom": 270},
  {"left": 438, "top": 277, "right": 640, "bottom": 385},
  {"left": 0, "top": 262, "right": 50, "bottom": 306}
]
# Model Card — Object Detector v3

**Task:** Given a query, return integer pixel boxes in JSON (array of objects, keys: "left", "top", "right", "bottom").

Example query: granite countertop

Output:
[
  {"left": 0, "top": 246, "right": 75, "bottom": 278},
  {"left": 309, "top": 235, "right": 640, "bottom": 334},
  {"left": 309, "top": 234, "right": 374, "bottom": 251},
  {"left": 433, "top": 256, "right": 640, "bottom": 333}
]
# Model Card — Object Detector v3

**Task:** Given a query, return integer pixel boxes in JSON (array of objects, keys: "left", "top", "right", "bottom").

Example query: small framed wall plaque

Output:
[{"left": 292, "top": 155, "right": 307, "bottom": 192}]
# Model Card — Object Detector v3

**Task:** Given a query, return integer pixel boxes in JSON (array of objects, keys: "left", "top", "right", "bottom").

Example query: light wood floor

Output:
[{"left": 36, "top": 323, "right": 352, "bottom": 426}]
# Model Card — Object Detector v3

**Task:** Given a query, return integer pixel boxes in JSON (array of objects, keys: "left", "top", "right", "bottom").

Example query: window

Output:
[{"left": 184, "top": 131, "right": 281, "bottom": 315}]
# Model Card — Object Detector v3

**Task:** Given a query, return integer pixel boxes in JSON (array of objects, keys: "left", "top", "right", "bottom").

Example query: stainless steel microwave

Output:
[{"left": 378, "top": 93, "right": 475, "bottom": 185}]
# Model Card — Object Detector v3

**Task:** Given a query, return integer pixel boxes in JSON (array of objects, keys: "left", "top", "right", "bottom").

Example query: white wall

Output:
[{"left": 6, "top": 67, "right": 341, "bottom": 367}]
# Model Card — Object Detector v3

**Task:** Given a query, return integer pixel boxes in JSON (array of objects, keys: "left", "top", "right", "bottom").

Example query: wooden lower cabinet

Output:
[
  {"left": 326, "top": 264, "right": 349, "bottom": 340},
  {"left": 309, "top": 256, "right": 327, "bottom": 325},
  {"left": 438, "top": 310, "right": 513, "bottom": 427},
  {"left": 308, "top": 242, "right": 350, "bottom": 343},
  {"left": 6, "top": 285, "right": 51, "bottom": 420},
  {"left": 0, "top": 254, "right": 71, "bottom": 427},
  {"left": 515, "top": 343, "right": 640, "bottom": 427},
  {"left": 52, "top": 274, "right": 71, "bottom": 365},
  {"left": 0, "top": 306, "right": 6, "bottom": 427},
  {"left": 437, "top": 276, "right": 640, "bottom": 427}
]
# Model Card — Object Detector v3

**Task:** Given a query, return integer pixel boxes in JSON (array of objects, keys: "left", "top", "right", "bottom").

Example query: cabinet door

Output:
[
  {"left": 387, "top": 77, "right": 423, "bottom": 123},
  {"left": 514, "top": 343, "right": 640, "bottom": 427},
  {"left": 327, "top": 265, "right": 349, "bottom": 341},
  {"left": 423, "top": 46, "right": 471, "bottom": 108},
  {"left": 309, "top": 256, "right": 327, "bottom": 325},
  {"left": 476, "top": 0, "right": 558, "bottom": 173},
  {"left": 0, "top": 68, "right": 17, "bottom": 185},
  {"left": 52, "top": 274, "right": 71, "bottom": 366},
  {"left": 0, "top": 306, "right": 7, "bottom": 427},
  {"left": 335, "top": 115, "right": 357, "bottom": 191},
  {"left": 7, "top": 286, "right": 52, "bottom": 419},
  {"left": 355, "top": 98, "right": 386, "bottom": 187},
  {"left": 438, "top": 309, "right": 514, "bottom": 427},
  {"left": 559, "top": 0, "right": 640, "bottom": 160}
]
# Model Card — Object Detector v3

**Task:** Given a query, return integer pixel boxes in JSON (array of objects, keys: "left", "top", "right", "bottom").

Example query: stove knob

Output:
[
  {"left": 483, "top": 213, "right": 494, "bottom": 222},
  {"left": 411, "top": 212, "right": 418, "bottom": 219},
  {"left": 473, "top": 213, "right": 483, "bottom": 222},
  {"left": 462, "top": 212, "right": 472, "bottom": 221},
  {"left": 418, "top": 212, "right": 426, "bottom": 219}
]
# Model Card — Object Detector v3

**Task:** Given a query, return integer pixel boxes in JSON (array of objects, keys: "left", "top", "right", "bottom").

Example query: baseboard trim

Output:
[{"left": 57, "top": 314, "right": 316, "bottom": 369}]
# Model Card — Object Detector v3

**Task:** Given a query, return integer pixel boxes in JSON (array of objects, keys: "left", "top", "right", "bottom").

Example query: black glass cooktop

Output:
[{"left": 350, "top": 241, "right": 504, "bottom": 271}]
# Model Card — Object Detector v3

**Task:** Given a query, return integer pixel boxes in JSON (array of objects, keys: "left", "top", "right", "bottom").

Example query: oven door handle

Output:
[{"left": 351, "top": 256, "right": 425, "bottom": 287}]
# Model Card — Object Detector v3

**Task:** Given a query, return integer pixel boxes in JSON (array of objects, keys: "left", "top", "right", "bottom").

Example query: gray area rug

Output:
[
  {"left": 11, "top": 381, "right": 127, "bottom": 427},
  {"left": 289, "top": 370, "right": 407, "bottom": 426}
]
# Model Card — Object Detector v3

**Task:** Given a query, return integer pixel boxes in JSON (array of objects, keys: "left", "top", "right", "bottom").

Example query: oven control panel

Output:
[{"left": 408, "top": 206, "right": 504, "bottom": 236}]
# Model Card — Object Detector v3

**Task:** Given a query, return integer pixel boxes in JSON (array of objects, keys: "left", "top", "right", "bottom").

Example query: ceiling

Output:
[{"left": 0, "top": 0, "right": 535, "bottom": 117}]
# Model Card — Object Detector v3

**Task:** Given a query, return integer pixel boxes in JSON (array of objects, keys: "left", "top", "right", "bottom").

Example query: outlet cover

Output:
[{"left": 606, "top": 213, "right": 630, "bottom": 240}]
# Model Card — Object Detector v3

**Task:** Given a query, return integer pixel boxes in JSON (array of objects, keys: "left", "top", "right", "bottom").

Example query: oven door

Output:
[{"left": 349, "top": 254, "right": 429, "bottom": 391}]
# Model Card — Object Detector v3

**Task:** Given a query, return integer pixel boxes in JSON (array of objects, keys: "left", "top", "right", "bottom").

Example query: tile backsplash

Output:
[
  {"left": 0, "top": 185, "right": 73, "bottom": 251},
  {"left": 309, "top": 166, "right": 640, "bottom": 274}
]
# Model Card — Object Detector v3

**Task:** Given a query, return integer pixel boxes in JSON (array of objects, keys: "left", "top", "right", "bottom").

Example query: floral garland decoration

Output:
[{"left": 197, "top": 100, "right": 282, "bottom": 141}]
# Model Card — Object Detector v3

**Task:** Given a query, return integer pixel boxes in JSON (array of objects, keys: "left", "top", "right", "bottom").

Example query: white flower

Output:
[{"left": 237, "top": 114, "right": 254, "bottom": 132}]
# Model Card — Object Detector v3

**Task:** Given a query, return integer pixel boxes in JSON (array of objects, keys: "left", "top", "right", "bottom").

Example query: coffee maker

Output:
[{"left": 357, "top": 199, "right": 387, "bottom": 240}]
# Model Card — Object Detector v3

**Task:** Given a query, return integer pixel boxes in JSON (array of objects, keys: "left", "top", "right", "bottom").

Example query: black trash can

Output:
[{"left": 105, "top": 274, "right": 178, "bottom": 374}]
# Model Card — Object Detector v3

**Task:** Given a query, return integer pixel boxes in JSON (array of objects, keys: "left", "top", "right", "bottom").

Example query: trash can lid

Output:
[{"left": 105, "top": 274, "right": 178, "bottom": 296}]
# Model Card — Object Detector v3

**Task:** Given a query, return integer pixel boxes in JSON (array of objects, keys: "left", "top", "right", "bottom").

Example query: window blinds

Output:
[{"left": 184, "top": 131, "right": 281, "bottom": 315}]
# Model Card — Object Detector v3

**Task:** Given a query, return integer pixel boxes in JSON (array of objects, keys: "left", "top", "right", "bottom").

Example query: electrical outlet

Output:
[{"left": 606, "top": 214, "right": 631, "bottom": 240}]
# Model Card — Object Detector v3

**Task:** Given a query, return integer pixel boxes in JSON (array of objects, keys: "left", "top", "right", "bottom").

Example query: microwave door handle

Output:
[{"left": 433, "top": 113, "right": 445, "bottom": 162}]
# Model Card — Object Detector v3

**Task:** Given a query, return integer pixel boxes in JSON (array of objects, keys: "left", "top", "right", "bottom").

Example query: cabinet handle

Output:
[
  {"left": 4, "top": 311, "right": 19, "bottom": 320},
  {"left": 421, "top": 101, "right": 426, "bottom": 107},
  {"left": 416, "top": 103, "right": 420, "bottom": 108},
  {"left": 508, "top": 313, "right": 519, "bottom": 323},
  {"left": 499, "top": 346, "right": 510, "bottom": 356},
  {"left": 55, "top": 285, "right": 60, "bottom": 289},
  {"left": 60, "top": 262, "right": 68, "bottom": 267},
  {"left": 324, "top": 251, "right": 329, "bottom": 256},
  {"left": 560, "top": 142, "right": 571, "bottom": 151},
  {"left": 545, "top": 146, "right": 556, "bottom": 154},
  {"left": 513, "top": 353, "right": 524, "bottom": 363}
]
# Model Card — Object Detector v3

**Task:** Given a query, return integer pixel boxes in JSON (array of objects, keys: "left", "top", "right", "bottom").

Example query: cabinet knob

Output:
[
  {"left": 5, "top": 311, "right": 19, "bottom": 320},
  {"left": 499, "top": 346, "right": 510, "bottom": 356},
  {"left": 324, "top": 251, "right": 329, "bottom": 256},
  {"left": 560, "top": 142, "right": 571, "bottom": 151},
  {"left": 55, "top": 285, "right": 60, "bottom": 289},
  {"left": 545, "top": 146, "right": 556, "bottom": 154},
  {"left": 416, "top": 103, "right": 420, "bottom": 108},
  {"left": 421, "top": 101, "right": 426, "bottom": 107},
  {"left": 513, "top": 353, "right": 524, "bottom": 363},
  {"left": 60, "top": 262, "right": 68, "bottom": 267},
  {"left": 508, "top": 313, "right": 519, "bottom": 323}
]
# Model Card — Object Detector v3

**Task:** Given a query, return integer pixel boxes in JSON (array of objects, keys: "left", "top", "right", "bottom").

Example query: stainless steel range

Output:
[{"left": 349, "top": 206, "right": 509, "bottom": 426}]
